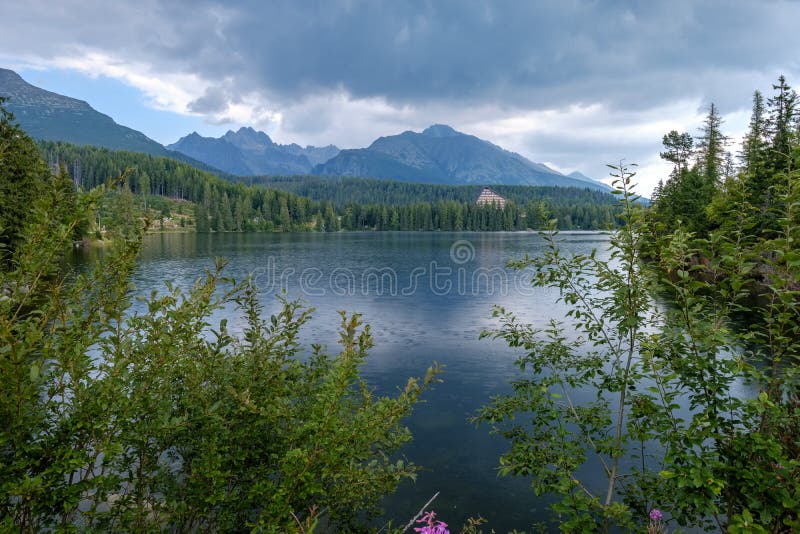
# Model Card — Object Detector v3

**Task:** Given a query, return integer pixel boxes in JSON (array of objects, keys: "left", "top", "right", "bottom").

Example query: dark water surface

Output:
[{"left": 124, "top": 231, "right": 612, "bottom": 530}]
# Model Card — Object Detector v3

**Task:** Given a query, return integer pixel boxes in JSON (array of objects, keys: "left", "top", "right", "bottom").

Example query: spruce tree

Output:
[
  {"left": 0, "top": 97, "right": 49, "bottom": 262},
  {"left": 194, "top": 203, "right": 209, "bottom": 232},
  {"left": 695, "top": 103, "right": 728, "bottom": 185},
  {"left": 741, "top": 91, "right": 768, "bottom": 176},
  {"left": 767, "top": 75, "right": 797, "bottom": 174}
]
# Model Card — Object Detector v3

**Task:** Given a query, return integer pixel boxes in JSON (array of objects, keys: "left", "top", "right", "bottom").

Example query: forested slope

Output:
[{"left": 38, "top": 140, "right": 621, "bottom": 231}]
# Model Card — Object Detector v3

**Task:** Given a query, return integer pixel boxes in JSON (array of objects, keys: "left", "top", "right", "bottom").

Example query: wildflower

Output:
[
  {"left": 648, "top": 508, "right": 667, "bottom": 534},
  {"left": 414, "top": 510, "right": 450, "bottom": 534}
]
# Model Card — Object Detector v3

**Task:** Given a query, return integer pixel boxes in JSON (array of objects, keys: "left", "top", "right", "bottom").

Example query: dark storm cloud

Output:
[
  {"left": 3, "top": 0, "right": 799, "bottom": 112},
  {"left": 202, "top": 0, "right": 800, "bottom": 110},
  {"left": 138, "top": 0, "right": 795, "bottom": 112}
]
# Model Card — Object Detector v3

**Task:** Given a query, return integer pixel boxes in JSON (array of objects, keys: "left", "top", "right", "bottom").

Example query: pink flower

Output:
[
  {"left": 649, "top": 508, "right": 663, "bottom": 521},
  {"left": 414, "top": 510, "right": 450, "bottom": 534}
]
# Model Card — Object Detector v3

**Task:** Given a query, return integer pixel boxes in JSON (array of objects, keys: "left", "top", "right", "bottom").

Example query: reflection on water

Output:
[
  {"left": 111, "top": 231, "right": 605, "bottom": 530},
  {"left": 72, "top": 231, "right": 753, "bottom": 531}
]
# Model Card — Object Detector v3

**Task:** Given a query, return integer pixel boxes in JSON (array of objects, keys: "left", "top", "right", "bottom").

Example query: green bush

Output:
[
  {"left": 477, "top": 163, "right": 800, "bottom": 532},
  {"left": 0, "top": 117, "right": 439, "bottom": 532}
]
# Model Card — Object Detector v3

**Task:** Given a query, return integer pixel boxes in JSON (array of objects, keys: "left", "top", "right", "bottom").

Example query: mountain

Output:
[
  {"left": 314, "top": 124, "right": 610, "bottom": 191},
  {"left": 1, "top": 67, "right": 609, "bottom": 191},
  {"left": 168, "top": 127, "right": 340, "bottom": 176},
  {"left": 0, "top": 67, "right": 228, "bottom": 175},
  {"left": 166, "top": 132, "right": 253, "bottom": 176},
  {"left": 1, "top": 68, "right": 167, "bottom": 156}
]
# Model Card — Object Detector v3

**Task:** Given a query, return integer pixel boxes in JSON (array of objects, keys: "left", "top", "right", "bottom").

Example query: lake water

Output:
[{"left": 123, "top": 230, "right": 610, "bottom": 531}]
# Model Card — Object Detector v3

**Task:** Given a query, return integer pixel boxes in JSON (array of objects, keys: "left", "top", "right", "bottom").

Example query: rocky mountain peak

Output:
[{"left": 421, "top": 124, "right": 460, "bottom": 137}]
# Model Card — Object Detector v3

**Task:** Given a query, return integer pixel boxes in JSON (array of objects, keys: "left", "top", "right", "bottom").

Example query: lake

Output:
[{"left": 123, "top": 230, "right": 610, "bottom": 531}]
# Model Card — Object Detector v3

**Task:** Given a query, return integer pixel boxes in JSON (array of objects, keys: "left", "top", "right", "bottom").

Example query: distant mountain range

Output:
[
  {"left": 168, "top": 123, "right": 608, "bottom": 190},
  {"left": 1, "top": 67, "right": 608, "bottom": 191},
  {"left": 168, "top": 128, "right": 339, "bottom": 176}
]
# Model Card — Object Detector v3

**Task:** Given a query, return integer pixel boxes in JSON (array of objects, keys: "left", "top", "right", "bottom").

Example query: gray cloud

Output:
[
  {"left": 4, "top": 1, "right": 799, "bottom": 109},
  {"left": 1, "top": 0, "right": 798, "bottom": 192},
  {"left": 188, "top": 86, "right": 231, "bottom": 114}
]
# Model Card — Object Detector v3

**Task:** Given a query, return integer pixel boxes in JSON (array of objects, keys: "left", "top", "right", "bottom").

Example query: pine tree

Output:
[
  {"left": 323, "top": 203, "right": 338, "bottom": 232},
  {"left": 194, "top": 203, "right": 209, "bottom": 232},
  {"left": 660, "top": 130, "right": 694, "bottom": 176},
  {"left": 221, "top": 194, "right": 234, "bottom": 231},
  {"left": 212, "top": 205, "right": 224, "bottom": 232},
  {"left": 278, "top": 198, "right": 291, "bottom": 229},
  {"left": 651, "top": 179, "right": 664, "bottom": 204}
]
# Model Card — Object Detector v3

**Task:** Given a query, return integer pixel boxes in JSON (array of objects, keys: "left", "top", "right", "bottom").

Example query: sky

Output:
[{"left": 2, "top": 0, "right": 799, "bottom": 195}]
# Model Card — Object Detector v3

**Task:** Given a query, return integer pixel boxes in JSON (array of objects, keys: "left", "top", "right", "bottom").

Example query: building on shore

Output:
[{"left": 476, "top": 187, "right": 507, "bottom": 209}]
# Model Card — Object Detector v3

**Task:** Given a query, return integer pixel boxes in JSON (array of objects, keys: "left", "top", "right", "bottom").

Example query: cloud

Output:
[
  {"left": 0, "top": 0, "right": 798, "bottom": 194},
  {"left": 4, "top": 1, "right": 799, "bottom": 110},
  {"left": 188, "top": 86, "right": 231, "bottom": 114}
]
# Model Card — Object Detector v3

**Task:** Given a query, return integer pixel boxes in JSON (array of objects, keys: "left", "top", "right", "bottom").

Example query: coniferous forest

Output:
[{"left": 37, "top": 140, "right": 622, "bottom": 235}]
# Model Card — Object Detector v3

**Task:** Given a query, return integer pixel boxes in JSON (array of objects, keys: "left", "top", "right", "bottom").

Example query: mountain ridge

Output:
[
  {"left": 0, "top": 67, "right": 226, "bottom": 175},
  {"left": 1, "top": 67, "right": 170, "bottom": 156},
  {"left": 168, "top": 127, "right": 340, "bottom": 176},
  {"left": 314, "top": 124, "right": 610, "bottom": 190}
]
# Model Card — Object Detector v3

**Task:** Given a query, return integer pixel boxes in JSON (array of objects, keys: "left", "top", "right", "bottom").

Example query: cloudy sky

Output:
[{"left": 2, "top": 0, "right": 799, "bottom": 194}]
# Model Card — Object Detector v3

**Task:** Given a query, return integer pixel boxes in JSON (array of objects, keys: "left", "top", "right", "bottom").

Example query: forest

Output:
[
  {"left": 252, "top": 175, "right": 617, "bottom": 207},
  {"left": 256, "top": 175, "right": 621, "bottom": 231},
  {"left": 650, "top": 75, "right": 798, "bottom": 243},
  {"left": 37, "top": 140, "right": 622, "bottom": 235}
]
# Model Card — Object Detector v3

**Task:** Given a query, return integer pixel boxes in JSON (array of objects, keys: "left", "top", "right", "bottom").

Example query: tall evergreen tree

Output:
[
  {"left": 741, "top": 91, "right": 769, "bottom": 176},
  {"left": 0, "top": 97, "right": 49, "bottom": 262},
  {"left": 766, "top": 75, "right": 797, "bottom": 174},
  {"left": 194, "top": 203, "right": 209, "bottom": 232},
  {"left": 695, "top": 103, "right": 728, "bottom": 185},
  {"left": 752, "top": 75, "right": 799, "bottom": 230},
  {"left": 651, "top": 179, "right": 664, "bottom": 203}
]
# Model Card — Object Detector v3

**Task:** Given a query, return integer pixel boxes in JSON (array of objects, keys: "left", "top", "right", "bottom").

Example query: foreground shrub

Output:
[
  {"left": 0, "top": 165, "right": 438, "bottom": 532},
  {"left": 476, "top": 164, "right": 799, "bottom": 532}
]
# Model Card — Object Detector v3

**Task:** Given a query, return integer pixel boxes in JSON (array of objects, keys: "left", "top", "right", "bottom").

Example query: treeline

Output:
[
  {"left": 338, "top": 199, "right": 618, "bottom": 231},
  {"left": 254, "top": 175, "right": 617, "bottom": 207},
  {"left": 38, "top": 140, "right": 330, "bottom": 232},
  {"left": 256, "top": 175, "right": 622, "bottom": 229},
  {"left": 649, "top": 74, "right": 799, "bottom": 240},
  {"left": 38, "top": 141, "right": 621, "bottom": 232}
]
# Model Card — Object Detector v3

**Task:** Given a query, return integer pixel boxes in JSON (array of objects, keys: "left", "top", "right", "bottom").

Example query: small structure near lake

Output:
[{"left": 476, "top": 187, "right": 507, "bottom": 209}]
